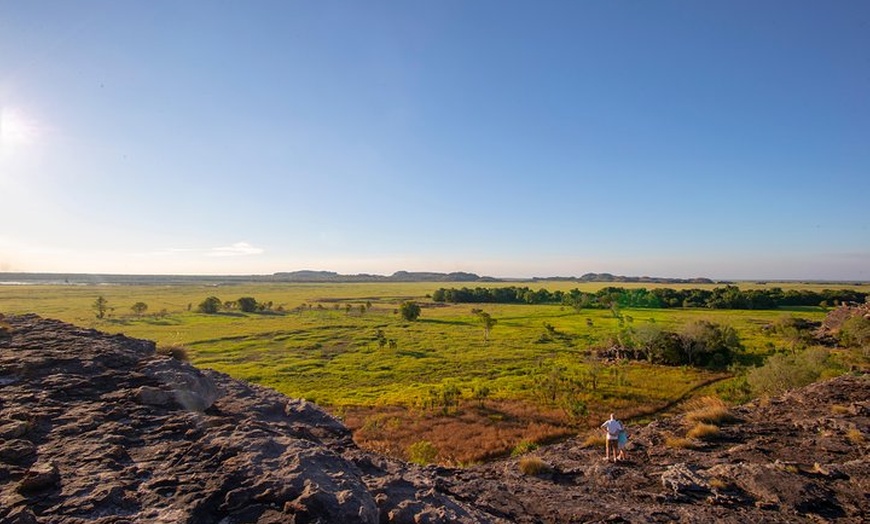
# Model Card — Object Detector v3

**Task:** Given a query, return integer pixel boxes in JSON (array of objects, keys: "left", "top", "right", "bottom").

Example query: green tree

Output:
[
  {"left": 93, "top": 296, "right": 108, "bottom": 319},
  {"left": 237, "top": 297, "right": 259, "bottom": 313},
  {"left": 198, "top": 296, "right": 222, "bottom": 314},
  {"left": 130, "top": 302, "right": 148, "bottom": 316},
  {"left": 399, "top": 301, "right": 421, "bottom": 321},
  {"left": 472, "top": 308, "right": 497, "bottom": 343}
]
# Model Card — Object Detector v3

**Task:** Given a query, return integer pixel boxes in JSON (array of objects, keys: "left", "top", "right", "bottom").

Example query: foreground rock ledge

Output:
[{"left": 1, "top": 314, "right": 867, "bottom": 523}]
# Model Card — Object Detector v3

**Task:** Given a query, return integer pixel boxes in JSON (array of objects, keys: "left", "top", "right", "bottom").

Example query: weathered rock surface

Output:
[
  {"left": 0, "top": 315, "right": 495, "bottom": 523},
  {"left": 0, "top": 313, "right": 867, "bottom": 523}
]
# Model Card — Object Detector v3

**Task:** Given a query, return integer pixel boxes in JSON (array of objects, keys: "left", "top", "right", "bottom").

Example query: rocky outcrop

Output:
[
  {"left": 0, "top": 314, "right": 495, "bottom": 523},
  {"left": 1, "top": 314, "right": 867, "bottom": 523}
]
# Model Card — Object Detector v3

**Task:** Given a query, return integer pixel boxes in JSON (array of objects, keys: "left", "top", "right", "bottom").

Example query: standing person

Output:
[
  {"left": 617, "top": 426, "right": 629, "bottom": 461},
  {"left": 601, "top": 413, "right": 623, "bottom": 462}
]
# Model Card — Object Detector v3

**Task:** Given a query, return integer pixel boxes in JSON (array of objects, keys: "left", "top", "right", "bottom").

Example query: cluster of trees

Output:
[
  {"left": 432, "top": 285, "right": 867, "bottom": 310},
  {"left": 198, "top": 296, "right": 277, "bottom": 314},
  {"left": 613, "top": 320, "right": 744, "bottom": 370}
]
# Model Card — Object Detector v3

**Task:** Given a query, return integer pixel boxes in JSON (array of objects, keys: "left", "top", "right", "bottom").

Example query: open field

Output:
[{"left": 1, "top": 280, "right": 863, "bottom": 464}]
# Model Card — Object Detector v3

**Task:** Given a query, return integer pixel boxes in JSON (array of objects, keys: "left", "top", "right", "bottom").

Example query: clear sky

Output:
[{"left": 1, "top": 1, "right": 868, "bottom": 280}]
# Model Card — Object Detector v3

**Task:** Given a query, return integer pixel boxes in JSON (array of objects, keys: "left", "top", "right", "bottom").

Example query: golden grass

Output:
[
  {"left": 582, "top": 433, "right": 606, "bottom": 449},
  {"left": 684, "top": 396, "right": 737, "bottom": 425},
  {"left": 156, "top": 343, "right": 191, "bottom": 361},
  {"left": 830, "top": 404, "right": 851, "bottom": 415},
  {"left": 708, "top": 478, "right": 731, "bottom": 490},
  {"left": 664, "top": 434, "right": 696, "bottom": 449},
  {"left": 518, "top": 456, "right": 549, "bottom": 475},
  {"left": 686, "top": 422, "right": 720, "bottom": 440},
  {"left": 846, "top": 428, "right": 864, "bottom": 445}
]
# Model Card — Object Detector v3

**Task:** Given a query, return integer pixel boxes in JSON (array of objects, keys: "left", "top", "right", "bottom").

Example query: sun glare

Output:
[{"left": 0, "top": 107, "right": 40, "bottom": 150}]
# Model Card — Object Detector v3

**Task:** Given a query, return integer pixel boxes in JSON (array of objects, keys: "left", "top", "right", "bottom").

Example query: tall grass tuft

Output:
[
  {"left": 684, "top": 396, "right": 736, "bottom": 425},
  {"left": 687, "top": 422, "right": 720, "bottom": 440},
  {"left": 518, "top": 456, "right": 549, "bottom": 476},
  {"left": 846, "top": 428, "right": 864, "bottom": 445},
  {"left": 664, "top": 434, "right": 696, "bottom": 449},
  {"left": 156, "top": 343, "right": 190, "bottom": 361}
]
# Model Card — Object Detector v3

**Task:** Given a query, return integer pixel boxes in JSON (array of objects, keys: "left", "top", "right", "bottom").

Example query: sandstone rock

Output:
[
  {"left": 0, "top": 314, "right": 866, "bottom": 523},
  {"left": 17, "top": 461, "right": 59, "bottom": 493}
]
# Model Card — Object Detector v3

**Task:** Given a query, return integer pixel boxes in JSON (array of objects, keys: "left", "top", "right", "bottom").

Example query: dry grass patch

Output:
[
  {"left": 664, "top": 434, "right": 697, "bottom": 449},
  {"left": 518, "top": 456, "right": 549, "bottom": 476},
  {"left": 687, "top": 422, "right": 720, "bottom": 440},
  {"left": 684, "top": 396, "right": 737, "bottom": 425},
  {"left": 830, "top": 404, "right": 851, "bottom": 415},
  {"left": 581, "top": 433, "right": 606, "bottom": 449},
  {"left": 846, "top": 428, "right": 864, "bottom": 445},
  {"left": 156, "top": 343, "right": 191, "bottom": 361}
]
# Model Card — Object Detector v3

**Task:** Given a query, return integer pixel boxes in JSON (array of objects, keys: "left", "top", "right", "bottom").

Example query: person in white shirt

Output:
[{"left": 601, "top": 413, "right": 624, "bottom": 462}]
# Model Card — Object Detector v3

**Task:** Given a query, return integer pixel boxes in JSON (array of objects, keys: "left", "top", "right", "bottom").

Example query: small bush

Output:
[
  {"left": 407, "top": 440, "right": 438, "bottom": 465},
  {"left": 511, "top": 439, "right": 539, "bottom": 456},
  {"left": 687, "top": 422, "right": 720, "bottom": 440},
  {"left": 518, "top": 456, "right": 549, "bottom": 476},
  {"left": 156, "top": 344, "right": 190, "bottom": 361}
]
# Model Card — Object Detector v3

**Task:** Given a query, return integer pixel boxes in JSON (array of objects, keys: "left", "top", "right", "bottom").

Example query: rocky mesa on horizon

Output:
[{"left": 0, "top": 314, "right": 867, "bottom": 523}]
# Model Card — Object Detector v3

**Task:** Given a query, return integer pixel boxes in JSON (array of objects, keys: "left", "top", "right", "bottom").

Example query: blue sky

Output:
[{"left": 1, "top": 1, "right": 868, "bottom": 280}]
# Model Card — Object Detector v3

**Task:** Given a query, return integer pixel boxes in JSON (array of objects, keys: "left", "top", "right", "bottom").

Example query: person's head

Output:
[{"left": 609, "top": 413, "right": 615, "bottom": 420}]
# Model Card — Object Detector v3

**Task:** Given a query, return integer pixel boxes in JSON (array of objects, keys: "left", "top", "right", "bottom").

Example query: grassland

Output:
[{"left": 2, "top": 280, "right": 863, "bottom": 464}]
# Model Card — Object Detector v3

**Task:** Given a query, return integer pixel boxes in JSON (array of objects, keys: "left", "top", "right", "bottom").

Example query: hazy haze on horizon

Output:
[{"left": 1, "top": 1, "right": 868, "bottom": 280}]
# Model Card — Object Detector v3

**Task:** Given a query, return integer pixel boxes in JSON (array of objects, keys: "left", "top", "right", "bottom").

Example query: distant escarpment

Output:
[{"left": 1, "top": 314, "right": 867, "bottom": 523}]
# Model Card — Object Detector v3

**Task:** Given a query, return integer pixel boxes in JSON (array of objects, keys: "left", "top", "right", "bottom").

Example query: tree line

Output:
[{"left": 431, "top": 285, "right": 867, "bottom": 310}]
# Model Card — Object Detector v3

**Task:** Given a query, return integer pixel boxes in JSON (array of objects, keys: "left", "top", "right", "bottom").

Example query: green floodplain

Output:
[{"left": 2, "top": 279, "right": 867, "bottom": 464}]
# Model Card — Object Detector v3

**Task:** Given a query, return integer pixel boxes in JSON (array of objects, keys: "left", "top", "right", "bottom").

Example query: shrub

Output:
[
  {"left": 687, "top": 422, "right": 720, "bottom": 440},
  {"left": 746, "top": 348, "right": 828, "bottom": 396},
  {"left": 407, "top": 440, "right": 438, "bottom": 465},
  {"left": 518, "top": 456, "right": 549, "bottom": 475}
]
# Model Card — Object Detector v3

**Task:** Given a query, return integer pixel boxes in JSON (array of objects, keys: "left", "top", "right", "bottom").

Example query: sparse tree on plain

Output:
[
  {"left": 93, "top": 296, "right": 108, "bottom": 319},
  {"left": 198, "top": 296, "right": 222, "bottom": 314},
  {"left": 131, "top": 302, "right": 148, "bottom": 316},
  {"left": 472, "top": 308, "right": 497, "bottom": 343},
  {"left": 399, "top": 301, "right": 421, "bottom": 322}
]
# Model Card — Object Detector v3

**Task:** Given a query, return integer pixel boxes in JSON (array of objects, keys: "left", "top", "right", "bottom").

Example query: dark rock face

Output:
[
  {"left": 1, "top": 314, "right": 867, "bottom": 523},
  {"left": 0, "top": 315, "right": 494, "bottom": 523}
]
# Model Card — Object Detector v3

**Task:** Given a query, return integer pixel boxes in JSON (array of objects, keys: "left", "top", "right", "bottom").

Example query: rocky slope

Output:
[{"left": 1, "top": 314, "right": 867, "bottom": 523}]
